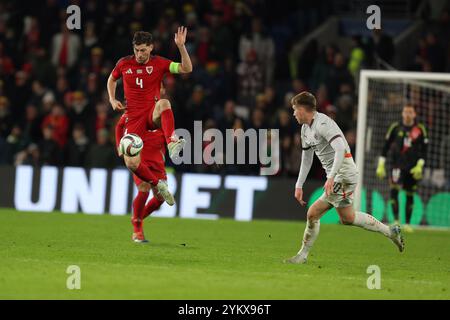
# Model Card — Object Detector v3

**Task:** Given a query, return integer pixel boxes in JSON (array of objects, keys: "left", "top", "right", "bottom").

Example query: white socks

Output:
[
  {"left": 352, "top": 211, "right": 390, "bottom": 237},
  {"left": 297, "top": 213, "right": 390, "bottom": 259},
  {"left": 298, "top": 219, "right": 320, "bottom": 257}
]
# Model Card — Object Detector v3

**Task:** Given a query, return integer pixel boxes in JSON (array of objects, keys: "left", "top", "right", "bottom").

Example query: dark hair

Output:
[
  {"left": 291, "top": 91, "right": 317, "bottom": 111},
  {"left": 132, "top": 31, "right": 153, "bottom": 46}
]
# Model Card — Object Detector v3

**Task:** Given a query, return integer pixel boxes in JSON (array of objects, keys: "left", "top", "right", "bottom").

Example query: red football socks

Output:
[
  {"left": 132, "top": 191, "right": 149, "bottom": 232},
  {"left": 160, "top": 108, "right": 175, "bottom": 145},
  {"left": 143, "top": 197, "right": 164, "bottom": 219},
  {"left": 134, "top": 163, "right": 158, "bottom": 185}
]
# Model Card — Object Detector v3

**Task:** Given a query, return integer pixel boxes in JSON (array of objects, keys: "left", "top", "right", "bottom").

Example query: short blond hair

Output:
[{"left": 291, "top": 91, "right": 316, "bottom": 111}]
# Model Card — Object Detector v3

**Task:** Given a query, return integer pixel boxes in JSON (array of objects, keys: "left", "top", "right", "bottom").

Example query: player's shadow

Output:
[{"left": 145, "top": 242, "right": 199, "bottom": 250}]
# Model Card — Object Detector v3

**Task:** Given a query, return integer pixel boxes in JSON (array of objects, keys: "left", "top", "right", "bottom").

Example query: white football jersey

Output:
[{"left": 301, "top": 112, "right": 358, "bottom": 184}]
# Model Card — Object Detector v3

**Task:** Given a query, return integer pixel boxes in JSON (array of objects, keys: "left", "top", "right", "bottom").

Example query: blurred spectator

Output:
[
  {"left": 86, "top": 47, "right": 106, "bottom": 76},
  {"left": 263, "top": 86, "right": 277, "bottom": 111},
  {"left": 250, "top": 107, "right": 267, "bottom": 130},
  {"left": 335, "top": 93, "right": 355, "bottom": 133},
  {"left": 41, "top": 91, "right": 56, "bottom": 115},
  {"left": 413, "top": 37, "right": 428, "bottom": 70},
  {"left": 237, "top": 49, "right": 263, "bottom": 107},
  {"left": 0, "top": 96, "right": 12, "bottom": 138},
  {"left": 296, "top": 39, "right": 318, "bottom": 82},
  {"left": 325, "top": 104, "right": 338, "bottom": 122},
  {"left": 21, "top": 16, "right": 41, "bottom": 58},
  {"left": 370, "top": 29, "right": 395, "bottom": 65},
  {"left": 65, "top": 123, "right": 90, "bottom": 167},
  {"left": 83, "top": 21, "right": 99, "bottom": 56},
  {"left": 9, "top": 71, "right": 31, "bottom": 120},
  {"left": 67, "top": 91, "right": 95, "bottom": 138},
  {"left": 239, "top": 17, "right": 275, "bottom": 86},
  {"left": 310, "top": 44, "right": 337, "bottom": 91},
  {"left": 28, "top": 80, "right": 49, "bottom": 111},
  {"left": 184, "top": 85, "right": 208, "bottom": 132},
  {"left": 214, "top": 57, "right": 238, "bottom": 104},
  {"left": 254, "top": 93, "right": 268, "bottom": 113},
  {"left": 0, "top": 42, "right": 14, "bottom": 77},
  {"left": 15, "top": 143, "right": 40, "bottom": 166},
  {"left": 4, "top": 125, "right": 27, "bottom": 164},
  {"left": 173, "top": 73, "right": 194, "bottom": 129},
  {"left": 279, "top": 134, "right": 293, "bottom": 175},
  {"left": 41, "top": 104, "right": 70, "bottom": 148},
  {"left": 284, "top": 132, "right": 302, "bottom": 177},
  {"left": 291, "top": 78, "right": 308, "bottom": 95},
  {"left": 218, "top": 100, "right": 242, "bottom": 133},
  {"left": 196, "top": 27, "right": 213, "bottom": 65},
  {"left": 85, "top": 72, "right": 101, "bottom": 105},
  {"left": 54, "top": 75, "right": 70, "bottom": 103},
  {"left": 94, "top": 102, "right": 111, "bottom": 135},
  {"left": 345, "top": 129, "right": 356, "bottom": 156},
  {"left": 85, "top": 129, "right": 116, "bottom": 168},
  {"left": 29, "top": 48, "right": 56, "bottom": 85},
  {"left": 208, "top": 13, "right": 234, "bottom": 61},
  {"left": 315, "top": 84, "right": 331, "bottom": 113},
  {"left": 38, "top": 125, "right": 61, "bottom": 166},
  {"left": 326, "top": 52, "right": 354, "bottom": 102},
  {"left": 125, "top": 1, "right": 151, "bottom": 32},
  {"left": 348, "top": 35, "right": 365, "bottom": 80},
  {"left": 283, "top": 92, "right": 295, "bottom": 109},
  {"left": 21, "top": 104, "right": 42, "bottom": 144},
  {"left": 424, "top": 32, "right": 445, "bottom": 72},
  {"left": 274, "top": 109, "right": 295, "bottom": 139},
  {"left": 51, "top": 23, "right": 81, "bottom": 70}
]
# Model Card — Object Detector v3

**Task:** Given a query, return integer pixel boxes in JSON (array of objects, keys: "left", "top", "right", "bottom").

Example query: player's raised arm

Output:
[
  {"left": 107, "top": 73, "right": 125, "bottom": 111},
  {"left": 174, "top": 26, "right": 192, "bottom": 73}
]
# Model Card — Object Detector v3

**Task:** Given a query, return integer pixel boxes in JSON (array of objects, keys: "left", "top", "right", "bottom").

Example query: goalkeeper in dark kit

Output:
[{"left": 376, "top": 104, "right": 428, "bottom": 233}]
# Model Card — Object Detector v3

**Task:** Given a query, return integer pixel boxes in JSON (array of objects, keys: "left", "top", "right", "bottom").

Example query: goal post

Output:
[{"left": 355, "top": 70, "right": 450, "bottom": 228}]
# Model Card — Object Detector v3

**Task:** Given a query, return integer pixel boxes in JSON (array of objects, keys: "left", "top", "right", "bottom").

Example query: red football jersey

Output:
[{"left": 111, "top": 55, "right": 173, "bottom": 133}]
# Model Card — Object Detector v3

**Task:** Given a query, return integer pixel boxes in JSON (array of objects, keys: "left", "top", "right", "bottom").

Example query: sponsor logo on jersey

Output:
[
  {"left": 146, "top": 66, "right": 153, "bottom": 74},
  {"left": 136, "top": 69, "right": 143, "bottom": 74},
  {"left": 410, "top": 126, "right": 422, "bottom": 140},
  {"left": 125, "top": 68, "right": 133, "bottom": 74}
]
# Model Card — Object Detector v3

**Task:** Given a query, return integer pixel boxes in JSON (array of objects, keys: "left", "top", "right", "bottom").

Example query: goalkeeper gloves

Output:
[
  {"left": 376, "top": 156, "right": 386, "bottom": 179},
  {"left": 410, "top": 159, "right": 425, "bottom": 180}
]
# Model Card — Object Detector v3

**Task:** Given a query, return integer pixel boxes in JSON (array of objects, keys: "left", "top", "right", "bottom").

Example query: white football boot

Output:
[{"left": 156, "top": 179, "right": 175, "bottom": 206}]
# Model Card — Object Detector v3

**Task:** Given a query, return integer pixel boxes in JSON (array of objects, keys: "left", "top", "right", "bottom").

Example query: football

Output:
[{"left": 120, "top": 133, "right": 143, "bottom": 156}]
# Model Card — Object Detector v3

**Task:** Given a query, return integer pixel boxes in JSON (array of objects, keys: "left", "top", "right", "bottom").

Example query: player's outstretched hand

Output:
[
  {"left": 410, "top": 159, "right": 425, "bottom": 180},
  {"left": 295, "top": 188, "right": 306, "bottom": 206},
  {"left": 324, "top": 178, "right": 334, "bottom": 196},
  {"left": 110, "top": 99, "right": 125, "bottom": 112},
  {"left": 174, "top": 26, "right": 187, "bottom": 47},
  {"left": 376, "top": 156, "right": 386, "bottom": 179}
]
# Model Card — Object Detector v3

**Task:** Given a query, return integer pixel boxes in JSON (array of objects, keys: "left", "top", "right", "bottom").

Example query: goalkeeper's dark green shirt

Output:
[{"left": 381, "top": 121, "right": 428, "bottom": 170}]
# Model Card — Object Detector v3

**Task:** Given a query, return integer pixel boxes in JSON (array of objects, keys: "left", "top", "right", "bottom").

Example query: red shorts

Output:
[{"left": 115, "top": 114, "right": 167, "bottom": 186}]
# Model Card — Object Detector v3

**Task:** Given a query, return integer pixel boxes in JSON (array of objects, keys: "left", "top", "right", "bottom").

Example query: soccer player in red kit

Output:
[{"left": 107, "top": 27, "right": 192, "bottom": 242}]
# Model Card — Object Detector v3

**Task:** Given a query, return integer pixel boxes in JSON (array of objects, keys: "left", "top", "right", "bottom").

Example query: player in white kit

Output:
[{"left": 285, "top": 92, "right": 404, "bottom": 264}]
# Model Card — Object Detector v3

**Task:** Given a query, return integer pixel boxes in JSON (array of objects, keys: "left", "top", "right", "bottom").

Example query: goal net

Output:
[{"left": 355, "top": 70, "right": 450, "bottom": 228}]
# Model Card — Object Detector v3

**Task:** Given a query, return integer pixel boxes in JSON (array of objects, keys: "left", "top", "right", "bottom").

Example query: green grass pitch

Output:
[{"left": 0, "top": 208, "right": 449, "bottom": 299}]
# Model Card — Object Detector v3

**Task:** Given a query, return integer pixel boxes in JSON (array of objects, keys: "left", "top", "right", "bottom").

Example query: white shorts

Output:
[{"left": 319, "top": 182, "right": 356, "bottom": 208}]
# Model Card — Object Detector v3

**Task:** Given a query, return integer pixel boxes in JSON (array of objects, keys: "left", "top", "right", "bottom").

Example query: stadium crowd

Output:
[{"left": 0, "top": 0, "right": 449, "bottom": 178}]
